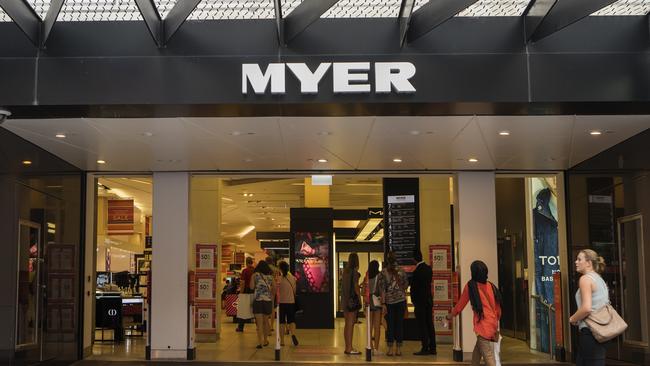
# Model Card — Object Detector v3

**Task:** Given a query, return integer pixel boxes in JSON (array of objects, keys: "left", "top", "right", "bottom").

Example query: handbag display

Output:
[{"left": 584, "top": 303, "right": 628, "bottom": 343}]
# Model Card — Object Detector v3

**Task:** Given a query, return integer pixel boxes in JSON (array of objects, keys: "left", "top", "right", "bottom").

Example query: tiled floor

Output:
[{"left": 88, "top": 316, "right": 556, "bottom": 364}]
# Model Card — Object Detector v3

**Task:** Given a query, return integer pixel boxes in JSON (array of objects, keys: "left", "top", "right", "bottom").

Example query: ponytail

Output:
[{"left": 581, "top": 249, "right": 606, "bottom": 274}]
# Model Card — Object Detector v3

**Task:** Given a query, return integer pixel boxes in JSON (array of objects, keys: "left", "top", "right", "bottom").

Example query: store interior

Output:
[{"left": 88, "top": 174, "right": 561, "bottom": 363}]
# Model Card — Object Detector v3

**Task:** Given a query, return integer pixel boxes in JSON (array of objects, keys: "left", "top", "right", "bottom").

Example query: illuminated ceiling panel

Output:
[
  {"left": 592, "top": 0, "right": 650, "bottom": 15},
  {"left": 0, "top": 7, "right": 9, "bottom": 22},
  {"left": 58, "top": 0, "right": 143, "bottom": 21},
  {"left": 322, "top": 0, "right": 401, "bottom": 18},
  {"left": 27, "top": 0, "right": 51, "bottom": 19},
  {"left": 458, "top": 0, "right": 531, "bottom": 16}
]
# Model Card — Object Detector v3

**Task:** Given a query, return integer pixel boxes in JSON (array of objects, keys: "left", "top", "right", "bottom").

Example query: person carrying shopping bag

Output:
[{"left": 446, "top": 260, "right": 502, "bottom": 366}]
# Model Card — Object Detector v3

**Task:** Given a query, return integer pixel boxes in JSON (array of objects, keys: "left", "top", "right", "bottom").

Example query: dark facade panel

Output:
[
  {"left": 35, "top": 54, "right": 528, "bottom": 105},
  {"left": 529, "top": 53, "right": 650, "bottom": 102},
  {"left": 0, "top": 59, "right": 35, "bottom": 106}
]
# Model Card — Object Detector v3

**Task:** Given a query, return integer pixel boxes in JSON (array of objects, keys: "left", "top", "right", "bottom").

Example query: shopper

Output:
[
  {"left": 569, "top": 249, "right": 608, "bottom": 366},
  {"left": 378, "top": 252, "right": 408, "bottom": 356},
  {"left": 236, "top": 257, "right": 255, "bottom": 332},
  {"left": 266, "top": 256, "right": 280, "bottom": 335},
  {"left": 278, "top": 261, "right": 299, "bottom": 346},
  {"left": 341, "top": 252, "right": 362, "bottom": 355},
  {"left": 447, "top": 260, "right": 502, "bottom": 366},
  {"left": 410, "top": 249, "right": 437, "bottom": 355},
  {"left": 251, "top": 260, "right": 275, "bottom": 349},
  {"left": 362, "top": 260, "right": 382, "bottom": 354}
]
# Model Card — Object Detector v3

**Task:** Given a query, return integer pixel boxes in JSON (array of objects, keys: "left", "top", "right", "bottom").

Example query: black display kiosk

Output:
[{"left": 290, "top": 208, "right": 334, "bottom": 329}]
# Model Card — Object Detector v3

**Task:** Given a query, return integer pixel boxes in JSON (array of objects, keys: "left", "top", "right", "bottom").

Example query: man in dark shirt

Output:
[
  {"left": 236, "top": 257, "right": 255, "bottom": 332},
  {"left": 410, "top": 249, "right": 437, "bottom": 355}
]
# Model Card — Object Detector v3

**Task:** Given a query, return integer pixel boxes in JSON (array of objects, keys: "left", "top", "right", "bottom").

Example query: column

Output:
[
  {"left": 151, "top": 172, "right": 189, "bottom": 359},
  {"left": 454, "top": 172, "right": 498, "bottom": 355},
  {"left": 189, "top": 177, "right": 221, "bottom": 342}
]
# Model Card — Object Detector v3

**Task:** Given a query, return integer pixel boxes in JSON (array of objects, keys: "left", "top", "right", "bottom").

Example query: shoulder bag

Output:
[
  {"left": 583, "top": 273, "right": 627, "bottom": 343},
  {"left": 284, "top": 276, "right": 302, "bottom": 313},
  {"left": 584, "top": 303, "right": 628, "bottom": 343}
]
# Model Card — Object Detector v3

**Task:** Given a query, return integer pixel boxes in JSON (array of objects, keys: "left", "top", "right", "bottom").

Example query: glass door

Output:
[
  {"left": 617, "top": 215, "right": 648, "bottom": 348},
  {"left": 16, "top": 220, "right": 43, "bottom": 359}
]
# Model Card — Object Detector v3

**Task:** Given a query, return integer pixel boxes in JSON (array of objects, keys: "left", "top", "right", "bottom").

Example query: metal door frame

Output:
[
  {"left": 616, "top": 214, "right": 648, "bottom": 348},
  {"left": 15, "top": 220, "right": 43, "bottom": 353}
]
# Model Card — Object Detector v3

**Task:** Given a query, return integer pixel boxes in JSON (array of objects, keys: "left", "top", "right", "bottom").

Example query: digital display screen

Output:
[{"left": 294, "top": 232, "right": 330, "bottom": 293}]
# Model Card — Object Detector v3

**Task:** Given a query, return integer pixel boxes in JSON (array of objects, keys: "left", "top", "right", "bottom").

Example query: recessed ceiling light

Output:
[
  {"left": 393, "top": 158, "right": 402, "bottom": 163},
  {"left": 468, "top": 158, "right": 479, "bottom": 163},
  {"left": 97, "top": 160, "right": 106, "bottom": 164},
  {"left": 317, "top": 158, "right": 328, "bottom": 163},
  {"left": 590, "top": 130, "right": 602, "bottom": 136},
  {"left": 498, "top": 131, "right": 510, "bottom": 136},
  {"left": 409, "top": 130, "right": 421, "bottom": 135},
  {"left": 317, "top": 131, "right": 332, "bottom": 136},
  {"left": 142, "top": 132, "right": 154, "bottom": 137},
  {"left": 243, "top": 158, "right": 253, "bottom": 163},
  {"left": 55, "top": 133, "right": 66, "bottom": 138},
  {"left": 229, "top": 131, "right": 255, "bottom": 136},
  {"left": 22, "top": 160, "right": 32, "bottom": 165}
]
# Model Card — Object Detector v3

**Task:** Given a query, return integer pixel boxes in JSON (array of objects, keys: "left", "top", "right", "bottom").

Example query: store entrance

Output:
[
  {"left": 88, "top": 176, "right": 153, "bottom": 361},
  {"left": 495, "top": 175, "right": 566, "bottom": 358}
]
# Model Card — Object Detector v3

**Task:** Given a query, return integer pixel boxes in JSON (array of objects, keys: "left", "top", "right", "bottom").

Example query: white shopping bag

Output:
[
  {"left": 236, "top": 293, "right": 254, "bottom": 320},
  {"left": 493, "top": 334, "right": 502, "bottom": 366}
]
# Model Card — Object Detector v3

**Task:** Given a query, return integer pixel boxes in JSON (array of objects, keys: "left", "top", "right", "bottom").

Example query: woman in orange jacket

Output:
[{"left": 447, "top": 260, "right": 502, "bottom": 366}]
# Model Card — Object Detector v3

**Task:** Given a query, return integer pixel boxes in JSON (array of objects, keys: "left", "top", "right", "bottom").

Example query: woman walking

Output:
[
  {"left": 378, "top": 252, "right": 408, "bottom": 356},
  {"left": 569, "top": 249, "right": 608, "bottom": 366},
  {"left": 447, "top": 260, "right": 502, "bottom": 366},
  {"left": 251, "top": 260, "right": 274, "bottom": 349},
  {"left": 362, "top": 260, "right": 383, "bottom": 354},
  {"left": 278, "top": 261, "right": 299, "bottom": 346},
  {"left": 341, "top": 252, "right": 362, "bottom": 355}
]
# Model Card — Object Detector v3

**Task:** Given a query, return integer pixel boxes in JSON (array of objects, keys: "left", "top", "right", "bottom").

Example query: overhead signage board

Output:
[{"left": 242, "top": 62, "right": 416, "bottom": 95}]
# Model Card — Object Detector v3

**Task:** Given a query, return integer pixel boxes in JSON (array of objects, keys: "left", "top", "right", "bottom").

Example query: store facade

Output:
[{"left": 1, "top": 1, "right": 650, "bottom": 364}]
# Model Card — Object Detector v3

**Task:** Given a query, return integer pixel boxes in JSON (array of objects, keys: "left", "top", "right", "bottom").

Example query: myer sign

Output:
[{"left": 242, "top": 62, "right": 416, "bottom": 95}]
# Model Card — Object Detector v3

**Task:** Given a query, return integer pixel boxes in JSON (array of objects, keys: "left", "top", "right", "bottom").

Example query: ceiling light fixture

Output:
[
  {"left": 22, "top": 160, "right": 32, "bottom": 165},
  {"left": 142, "top": 132, "right": 154, "bottom": 137},
  {"left": 97, "top": 160, "right": 106, "bottom": 164},
  {"left": 498, "top": 131, "right": 510, "bottom": 136},
  {"left": 355, "top": 218, "right": 382, "bottom": 241},
  {"left": 55, "top": 133, "right": 66, "bottom": 138},
  {"left": 590, "top": 130, "right": 602, "bottom": 136},
  {"left": 317, "top": 158, "right": 328, "bottom": 163},
  {"left": 237, "top": 225, "right": 255, "bottom": 239},
  {"left": 409, "top": 130, "right": 421, "bottom": 135},
  {"left": 393, "top": 158, "right": 402, "bottom": 163},
  {"left": 468, "top": 158, "right": 479, "bottom": 163},
  {"left": 317, "top": 131, "right": 332, "bottom": 136}
]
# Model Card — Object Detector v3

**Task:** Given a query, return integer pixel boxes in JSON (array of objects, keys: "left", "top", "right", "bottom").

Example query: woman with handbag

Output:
[
  {"left": 341, "top": 252, "right": 362, "bottom": 355},
  {"left": 569, "top": 249, "right": 609, "bottom": 366},
  {"left": 278, "top": 261, "right": 299, "bottom": 347},
  {"left": 446, "top": 260, "right": 502, "bottom": 366},
  {"left": 361, "top": 260, "right": 383, "bottom": 354},
  {"left": 251, "top": 260, "right": 275, "bottom": 349},
  {"left": 378, "top": 252, "right": 408, "bottom": 356}
]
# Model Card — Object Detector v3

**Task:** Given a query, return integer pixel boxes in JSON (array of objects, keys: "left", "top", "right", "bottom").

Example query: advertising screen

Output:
[{"left": 294, "top": 232, "right": 330, "bottom": 293}]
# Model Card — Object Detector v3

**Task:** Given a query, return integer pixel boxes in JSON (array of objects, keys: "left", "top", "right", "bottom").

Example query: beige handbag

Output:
[{"left": 584, "top": 303, "right": 628, "bottom": 343}]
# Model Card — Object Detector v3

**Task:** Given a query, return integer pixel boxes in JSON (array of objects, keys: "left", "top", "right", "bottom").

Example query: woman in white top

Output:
[
  {"left": 569, "top": 249, "right": 609, "bottom": 366},
  {"left": 278, "top": 261, "right": 299, "bottom": 347}
]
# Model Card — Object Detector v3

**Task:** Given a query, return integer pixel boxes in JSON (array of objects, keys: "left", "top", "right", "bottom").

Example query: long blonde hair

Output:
[{"left": 580, "top": 249, "right": 606, "bottom": 274}]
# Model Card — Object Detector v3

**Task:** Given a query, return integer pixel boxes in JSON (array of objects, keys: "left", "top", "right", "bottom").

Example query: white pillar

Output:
[
  {"left": 151, "top": 172, "right": 189, "bottom": 359},
  {"left": 454, "top": 172, "right": 498, "bottom": 354}
]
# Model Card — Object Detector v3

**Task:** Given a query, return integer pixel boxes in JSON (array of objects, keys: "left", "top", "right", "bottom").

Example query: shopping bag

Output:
[
  {"left": 493, "top": 333, "right": 502, "bottom": 366},
  {"left": 236, "top": 293, "right": 254, "bottom": 320}
]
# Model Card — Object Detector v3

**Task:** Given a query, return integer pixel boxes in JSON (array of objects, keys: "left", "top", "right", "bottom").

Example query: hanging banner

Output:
[
  {"left": 222, "top": 244, "right": 234, "bottom": 264},
  {"left": 107, "top": 199, "right": 134, "bottom": 234}
]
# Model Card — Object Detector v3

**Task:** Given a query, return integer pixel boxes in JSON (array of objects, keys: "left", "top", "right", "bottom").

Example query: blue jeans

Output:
[{"left": 385, "top": 301, "right": 406, "bottom": 345}]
